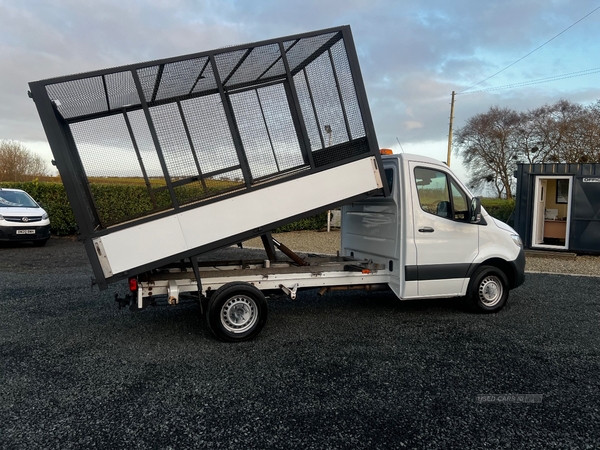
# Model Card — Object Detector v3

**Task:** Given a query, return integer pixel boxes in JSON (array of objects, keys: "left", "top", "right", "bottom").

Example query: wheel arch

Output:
[{"left": 470, "top": 257, "right": 518, "bottom": 289}]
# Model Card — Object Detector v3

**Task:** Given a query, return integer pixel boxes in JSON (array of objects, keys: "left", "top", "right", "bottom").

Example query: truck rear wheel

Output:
[
  {"left": 206, "top": 282, "right": 268, "bottom": 342},
  {"left": 466, "top": 265, "right": 509, "bottom": 313}
]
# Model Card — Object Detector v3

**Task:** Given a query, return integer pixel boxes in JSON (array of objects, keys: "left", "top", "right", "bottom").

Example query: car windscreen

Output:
[{"left": 0, "top": 191, "right": 38, "bottom": 208}]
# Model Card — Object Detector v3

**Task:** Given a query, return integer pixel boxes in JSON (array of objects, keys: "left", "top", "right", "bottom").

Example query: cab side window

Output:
[
  {"left": 450, "top": 179, "right": 469, "bottom": 221},
  {"left": 414, "top": 168, "right": 450, "bottom": 217},
  {"left": 414, "top": 167, "right": 470, "bottom": 221}
]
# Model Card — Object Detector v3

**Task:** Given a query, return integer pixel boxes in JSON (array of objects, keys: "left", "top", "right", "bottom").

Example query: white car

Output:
[{"left": 0, "top": 188, "right": 51, "bottom": 246}]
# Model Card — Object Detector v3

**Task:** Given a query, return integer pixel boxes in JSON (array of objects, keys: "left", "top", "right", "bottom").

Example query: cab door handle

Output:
[{"left": 418, "top": 227, "right": 434, "bottom": 233}]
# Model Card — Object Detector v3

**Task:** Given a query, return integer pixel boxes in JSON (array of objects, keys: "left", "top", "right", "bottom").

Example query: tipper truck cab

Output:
[
  {"left": 28, "top": 25, "right": 524, "bottom": 342},
  {"left": 343, "top": 151, "right": 524, "bottom": 303}
]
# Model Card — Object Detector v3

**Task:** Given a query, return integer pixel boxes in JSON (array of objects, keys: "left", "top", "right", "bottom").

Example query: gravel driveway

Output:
[{"left": 1, "top": 236, "right": 599, "bottom": 449}]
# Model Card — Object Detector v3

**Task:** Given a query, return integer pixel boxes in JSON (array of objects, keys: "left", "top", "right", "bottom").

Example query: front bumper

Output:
[
  {"left": 509, "top": 248, "right": 526, "bottom": 289},
  {"left": 0, "top": 224, "right": 51, "bottom": 242}
]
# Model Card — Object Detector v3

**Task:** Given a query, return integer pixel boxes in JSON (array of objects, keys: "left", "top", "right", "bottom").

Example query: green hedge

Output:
[
  {"left": 0, "top": 181, "right": 330, "bottom": 235},
  {"left": 480, "top": 198, "right": 515, "bottom": 224},
  {"left": 0, "top": 182, "right": 517, "bottom": 236}
]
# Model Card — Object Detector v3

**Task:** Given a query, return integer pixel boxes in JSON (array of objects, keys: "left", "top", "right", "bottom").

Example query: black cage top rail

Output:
[{"left": 29, "top": 25, "right": 381, "bottom": 237}]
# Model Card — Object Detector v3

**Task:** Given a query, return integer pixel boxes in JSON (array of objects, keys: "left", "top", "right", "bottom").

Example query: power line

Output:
[
  {"left": 460, "top": 5, "right": 600, "bottom": 93},
  {"left": 458, "top": 67, "right": 600, "bottom": 94}
]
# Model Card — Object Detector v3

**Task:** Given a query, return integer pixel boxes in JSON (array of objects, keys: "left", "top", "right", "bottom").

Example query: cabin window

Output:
[{"left": 414, "top": 167, "right": 469, "bottom": 221}]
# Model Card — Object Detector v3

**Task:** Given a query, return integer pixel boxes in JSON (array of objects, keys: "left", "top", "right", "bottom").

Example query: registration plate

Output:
[{"left": 16, "top": 229, "right": 35, "bottom": 235}]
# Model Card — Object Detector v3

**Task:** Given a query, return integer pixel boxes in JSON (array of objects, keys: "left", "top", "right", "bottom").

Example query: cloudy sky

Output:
[{"left": 1, "top": 0, "right": 599, "bottom": 181}]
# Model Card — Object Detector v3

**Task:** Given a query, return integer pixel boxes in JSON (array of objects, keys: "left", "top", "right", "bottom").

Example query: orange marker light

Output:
[{"left": 380, "top": 148, "right": 393, "bottom": 155}]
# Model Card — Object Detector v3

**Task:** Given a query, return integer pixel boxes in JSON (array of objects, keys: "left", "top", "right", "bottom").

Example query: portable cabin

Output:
[{"left": 513, "top": 163, "right": 600, "bottom": 253}]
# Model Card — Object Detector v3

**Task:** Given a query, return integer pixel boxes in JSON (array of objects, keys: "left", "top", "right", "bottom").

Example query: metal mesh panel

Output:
[
  {"left": 105, "top": 71, "right": 140, "bottom": 110},
  {"left": 126, "top": 109, "right": 167, "bottom": 186},
  {"left": 225, "top": 43, "right": 283, "bottom": 87},
  {"left": 155, "top": 57, "right": 209, "bottom": 101},
  {"left": 69, "top": 115, "right": 163, "bottom": 226},
  {"left": 230, "top": 90, "right": 279, "bottom": 179},
  {"left": 214, "top": 49, "right": 247, "bottom": 84},
  {"left": 330, "top": 40, "right": 365, "bottom": 140},
  {"left": 46, "top": 77, "right": 107, "bottom": 119},
  {"left": 284, "top": 32, "right": 338, "bottom": 73},
  {"left": 34, "top": 27, "right": 378, "bottom": 231},
  {"left": 191, "top": 58, "right": 218, "bottom": 94},
  {"left": 230, "top": 84, "right": 305, "bottom": 180},
  {"left": 136, "top": 66, "right": 160, "bottom": 103},
  {"left": 305, "top": 52, "right": 349, "bottom": 147},
  {"left": 293, "top": 71, "right": 323, "bottom": 151},
  {"left": 256, "top": 84, "right": 305, "bottom": 172},
  {"left": 205, "top": 169, "right": 245, "bottom": 195},
  {"left": 150, "top": 103, "right": 199, "bottom": 179},
  {"left": 180, "top": 94, "right": 240, "bottom": 174}
]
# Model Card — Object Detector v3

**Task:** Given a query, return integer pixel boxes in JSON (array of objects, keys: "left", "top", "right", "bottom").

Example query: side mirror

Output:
[{"left": 470, "top": 197, "right": 482, "bottom": 223}]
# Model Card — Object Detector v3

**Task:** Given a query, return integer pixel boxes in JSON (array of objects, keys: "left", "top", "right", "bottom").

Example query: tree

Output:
[
  {"left": 0, "top": 140, "right": 48, "bottom": 182},
  {"left": 455, "top": 99, "right": 600, "bottom": 199},
  {"left": 454, "top": 106, "right": 521, "bottom": 199}
]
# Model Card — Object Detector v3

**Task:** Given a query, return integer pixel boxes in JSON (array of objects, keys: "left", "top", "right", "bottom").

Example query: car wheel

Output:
[
  {"left": 466, "top": 265, "right": 509, "bottom": 313},
  {"left": 206, "top": 282, "right": 268, "bottom": 342}
]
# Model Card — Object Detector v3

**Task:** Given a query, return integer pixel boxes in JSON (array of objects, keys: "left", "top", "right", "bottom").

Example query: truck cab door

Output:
[{"left": 408, "top": 162, "right": 479, "bottom": 297}]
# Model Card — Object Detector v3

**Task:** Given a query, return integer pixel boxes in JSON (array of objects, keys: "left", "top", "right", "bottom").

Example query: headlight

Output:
[
  {"left": 510, "top": 233, "right": 523, "bottom": 249},
  {"left": 42, "top": 213, "right": 49, "bottom": 220}
]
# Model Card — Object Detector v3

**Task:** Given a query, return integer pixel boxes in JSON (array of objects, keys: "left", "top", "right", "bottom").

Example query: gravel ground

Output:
[{"left": 1, "top": 236, "right": 599, "bottom": 449}]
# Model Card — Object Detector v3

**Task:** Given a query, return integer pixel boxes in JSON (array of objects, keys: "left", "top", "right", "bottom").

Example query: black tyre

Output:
[
  {"left": 466, "top": 265, "right": 509, "bottom": 313},
  {"left": 206, "top": 282, "right": 268, "bottom": 342}
]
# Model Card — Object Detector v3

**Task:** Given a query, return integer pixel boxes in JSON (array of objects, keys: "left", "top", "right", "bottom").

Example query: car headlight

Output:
[
  {"left": 510, "top": 233, "right": 523, "bottom": 249},
  {"left": 42, "top": 213, "right": 49, "bottom": 220}
]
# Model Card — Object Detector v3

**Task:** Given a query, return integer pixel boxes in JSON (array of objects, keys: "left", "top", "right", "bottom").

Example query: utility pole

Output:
[{"left": 446, "top": 90, "right": 456, "bottom": 166}]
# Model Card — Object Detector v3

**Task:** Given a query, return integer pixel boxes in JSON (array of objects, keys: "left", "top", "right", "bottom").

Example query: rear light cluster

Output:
[{"left": 128, "top": 277, "right": 138, "bottom": 292}]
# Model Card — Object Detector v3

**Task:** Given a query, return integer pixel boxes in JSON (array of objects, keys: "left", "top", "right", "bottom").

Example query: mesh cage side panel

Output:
[
  {"left": 180, "top": 94, "right": 240, "bottom": 174},
  {"left": 136, "top": 66, "right": 160, "bottom": 102},
  {"left": 173, "top": 180, "right": 205, "bottom": 205},
  {"left": 105, "top": 71, "right": 141, "bottom": 111},
  {"left": 126, "top": 110, "right": 168, "bottom": 187},
  {"left": 256, "top": 84, "right": 305, "bottom": 172},
  {"left": 230, "top": 90, "right": 279, "bottom": 179},
  {"left": 191, "top": 59, "right": 218, "bottom": 94},
  {"left": 284, "top": 32, "right": 337, "bottom": 73},
  {"left": 284, "top": 40, "right": 296, "bottom": 51},
  {"left": 205, "top": 169, "right": 245, "bottom": 194},
  {"left": 46, "top": 77, "right": 107, "bottom": 119},
  {"left": 155, "top": 57, "right": 209, "bottom": 101},
  {"left": 305, "top": 52, "right": 349, "bottom": 147},
  {"left": 149, "top": 104, "right": 198, "bottom": 180},
  {"left": 261, "top": 58, "right": 286, "bottom": 80},
  {"left": 225, "top": 43, "right": 282, "bottom": 88},
  {"left": 330, "top": 40, "right": 365, "bottom": 140},
  {"left": 293, "top": 71, "right": 322, "bottom": 151},
  {"left": 69, "top": 115, "right": 163, "bottom": 226},
  {"left": 214, "top": 49, "right": 247, "bottom": 84}
]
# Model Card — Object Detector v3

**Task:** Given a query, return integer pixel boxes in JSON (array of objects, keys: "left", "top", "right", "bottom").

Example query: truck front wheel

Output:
[
  {"left": 466, "top": 265, "right": 509, "bottom": 313},
  {"left": 206, "top": 282, "right": 268, "bottom": 342}
]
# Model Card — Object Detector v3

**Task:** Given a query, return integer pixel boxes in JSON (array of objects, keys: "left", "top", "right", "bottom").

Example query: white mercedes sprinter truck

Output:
[{"left": 131, "top": 152, "right": 525, "bottom": 341}]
